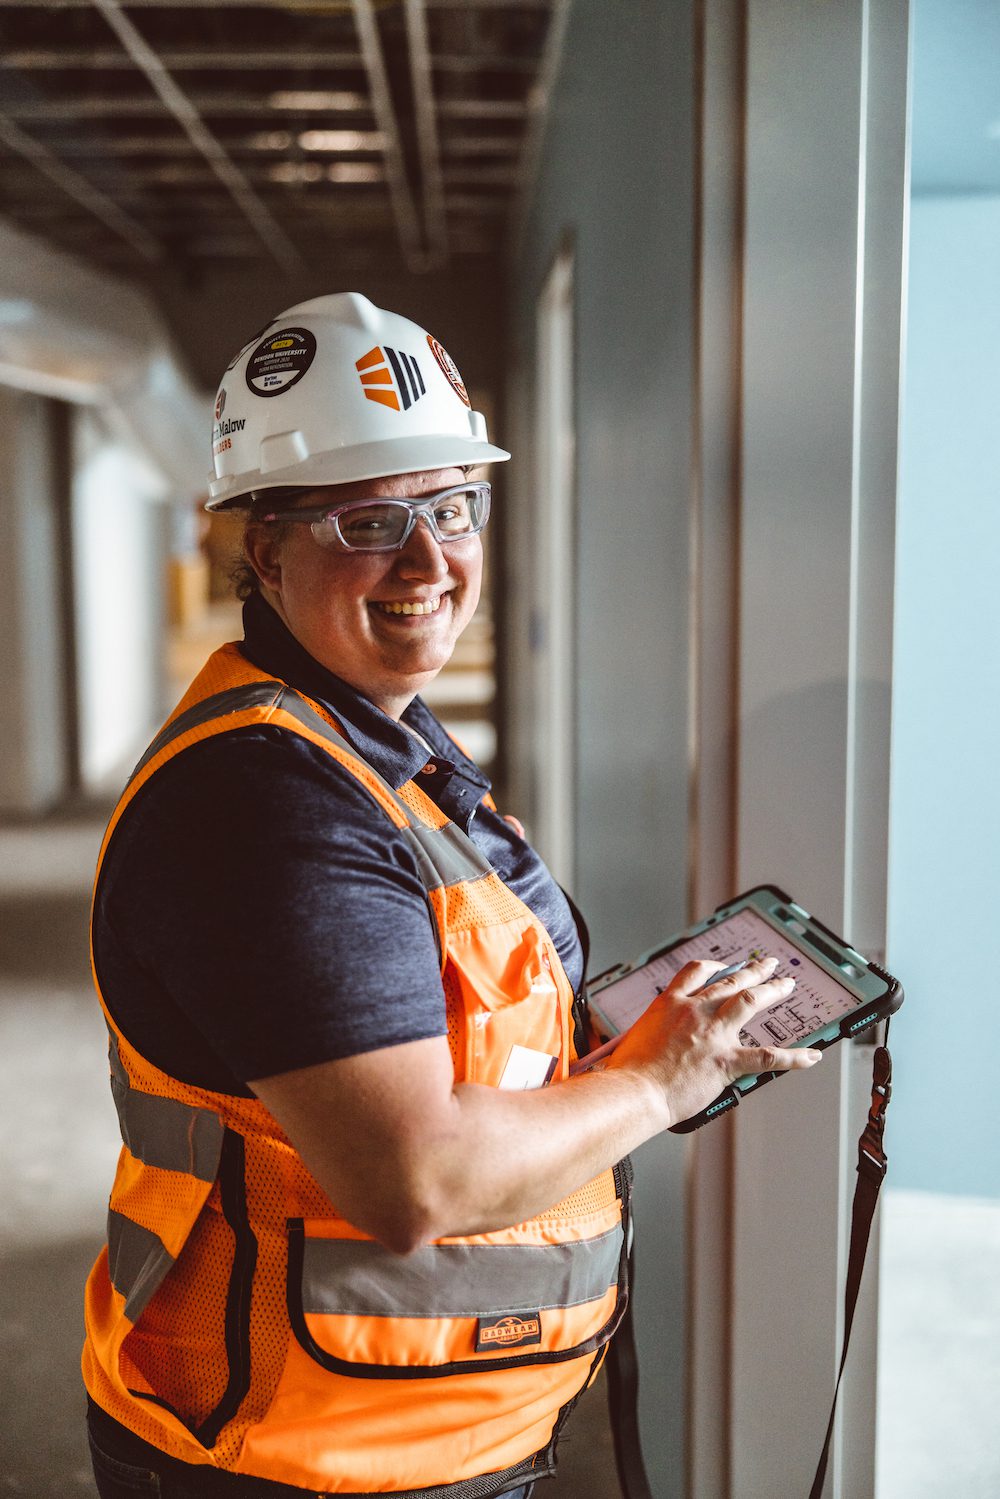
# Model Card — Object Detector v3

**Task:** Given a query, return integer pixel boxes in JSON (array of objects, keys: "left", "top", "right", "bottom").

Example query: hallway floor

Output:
[{"left": 1, "top": 806, "right": 995, "bottom": 1497}]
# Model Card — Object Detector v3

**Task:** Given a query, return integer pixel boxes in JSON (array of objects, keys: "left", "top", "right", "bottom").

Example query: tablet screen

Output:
[{"left": 591, "top": 906, "right": 859, "bottom": 1047}]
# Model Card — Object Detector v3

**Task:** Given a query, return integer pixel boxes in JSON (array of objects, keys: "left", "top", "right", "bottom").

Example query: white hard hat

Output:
[{"left": 206, "top": 292, "right": 510, "bottom": 510}]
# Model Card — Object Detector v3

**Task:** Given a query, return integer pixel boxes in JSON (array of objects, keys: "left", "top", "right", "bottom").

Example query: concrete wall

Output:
[
  {"left": 887, "top": 193, "right": 1000, "bottom": 1198},
  {"left": 504, "top": 3, "right": 696, "bottom": 1492}
]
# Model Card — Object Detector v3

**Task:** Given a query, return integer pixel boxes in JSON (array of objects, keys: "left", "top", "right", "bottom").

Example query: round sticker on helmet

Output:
[
  {"left": 245, "top": 327, "right": 317, "bottom": 397},
  {"left": 427, "top": 335, "right": 470, "bottom": 408},
  {"left": 214, "top": 388, "right": 226, "bottom": 420}
]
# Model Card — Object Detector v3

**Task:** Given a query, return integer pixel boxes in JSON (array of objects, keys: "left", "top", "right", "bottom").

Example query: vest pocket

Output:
[
  {"left": 447, "top": 921, "right": 567, "bottom": 1089},
  {"left": 286, "top": 1217, "right": 628, "bottom": 1380}
]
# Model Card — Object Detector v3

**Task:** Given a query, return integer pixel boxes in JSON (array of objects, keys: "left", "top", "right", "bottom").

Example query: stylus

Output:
[
  {"left": 568, "top": 1035, "right": 622, "bottom": 1074},
  {"left": 692, "top": 958, "right": 750, "bottom": 993}
]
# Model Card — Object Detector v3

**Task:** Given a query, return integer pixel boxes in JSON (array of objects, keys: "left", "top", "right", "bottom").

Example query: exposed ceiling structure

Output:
[{"left": 0, "top": 0, "right": 563, "bottom": 284}]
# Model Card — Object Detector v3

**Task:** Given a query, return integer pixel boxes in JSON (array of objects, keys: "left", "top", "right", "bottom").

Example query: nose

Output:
[{"left": 395, "top": 514, "right": 449, "bottom": 580}]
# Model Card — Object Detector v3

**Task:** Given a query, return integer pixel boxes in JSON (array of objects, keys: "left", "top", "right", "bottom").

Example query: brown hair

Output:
[{"left": 230, "top": 488, "right": 305, "bottom": 599}]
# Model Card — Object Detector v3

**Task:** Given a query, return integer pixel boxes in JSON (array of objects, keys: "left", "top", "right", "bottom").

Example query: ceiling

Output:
[{"left": 0, "top": 0, "right": 560, "bottom": 285}]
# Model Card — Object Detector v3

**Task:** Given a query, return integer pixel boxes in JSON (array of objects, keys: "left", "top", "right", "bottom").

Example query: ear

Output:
[{"left": 243, "top": 522, "right": 284, "bottom": 592}]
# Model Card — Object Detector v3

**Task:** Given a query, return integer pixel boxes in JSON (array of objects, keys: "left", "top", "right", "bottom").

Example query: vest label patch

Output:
[{"left": 475, "top": 1312, "right": 542, "bottom": 1352}]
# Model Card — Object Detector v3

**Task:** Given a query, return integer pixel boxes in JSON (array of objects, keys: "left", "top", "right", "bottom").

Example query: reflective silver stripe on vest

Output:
[
  {"left": 299, "top": 1223, "right": 624, "bottom": 1319},
  {"left": 403, "top": 821, "right": 494, "bottom": 890},
  {"left": 107, "top": 1208, "right": 175, "bottom": 1323},
  {"left": 130, "top": 681, "right": 285, "bottom": 784},
  {"left": 129, "top": 679, "right": 494, "bottom": 893},
  {"left": 109, "top": 1034, "right": 224, "bottom": 1182}
]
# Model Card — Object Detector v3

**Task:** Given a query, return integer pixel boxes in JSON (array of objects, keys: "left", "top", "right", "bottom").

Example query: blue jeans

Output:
[{"left": 89, "top": 1430, "right": 535, "bottom": 1499}]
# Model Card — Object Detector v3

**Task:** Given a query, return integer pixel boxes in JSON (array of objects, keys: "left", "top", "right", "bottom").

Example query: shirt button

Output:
[{"left": 422, "top": 762, "right": 437, "bottom": 775}]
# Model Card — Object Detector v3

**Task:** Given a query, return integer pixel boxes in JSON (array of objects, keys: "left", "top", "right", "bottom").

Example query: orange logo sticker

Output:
[
  {"left": 356, "top": 345, "right": 426, "bottom": 412},
  {"left": 426, "top": 334, "right": 470, "bottom": 407},
  {"left": 475, "top": 1312, "right": 542, "bottom": 1351}
]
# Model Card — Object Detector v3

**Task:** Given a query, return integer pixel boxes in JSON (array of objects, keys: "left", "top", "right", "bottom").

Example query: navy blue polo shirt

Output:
[{"left": 92, "top": 592, "right": 584, "bottom": 1095}]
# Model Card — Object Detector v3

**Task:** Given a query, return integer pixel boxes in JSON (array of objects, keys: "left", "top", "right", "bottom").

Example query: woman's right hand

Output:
[{"left": 606, "top": 955, "right": 822, "bottom": 1130}]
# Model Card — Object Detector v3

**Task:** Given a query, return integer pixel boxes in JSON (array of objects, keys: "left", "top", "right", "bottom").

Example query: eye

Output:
[
  {"left": 338, "top": 504, "right": 403, "bottom": 543},
  {"left": 433, "top": 495, "right": 472, "bottom": 532}
]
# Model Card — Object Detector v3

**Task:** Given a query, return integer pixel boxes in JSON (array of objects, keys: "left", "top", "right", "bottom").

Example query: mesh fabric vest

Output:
[{"left": 82, "top": 644, "right": 630, "bottom": 1495}]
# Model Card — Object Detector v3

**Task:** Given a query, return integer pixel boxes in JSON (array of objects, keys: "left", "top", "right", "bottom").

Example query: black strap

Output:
[
  {"left": 808, "top": 1039, "right": 893, "bottom": 1498},
  {"left": 605, "top": 1251, "right": 655, "bottom": 1499}
]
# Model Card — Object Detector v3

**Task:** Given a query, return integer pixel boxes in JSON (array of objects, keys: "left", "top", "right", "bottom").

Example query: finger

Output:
[
  {"left": 502, "top": 814, "right": 525, "bottom": 839},
  {"left": 718, "top": 972, "right": 794, "bottom": 1019},
  {"left": 737, "top": 1044, "right": 822, "bottom": 1075}
]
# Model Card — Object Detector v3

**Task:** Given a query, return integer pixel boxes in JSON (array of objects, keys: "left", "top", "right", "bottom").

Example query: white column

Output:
[{"left": 0, "top": 387, "right": 68, "bottom": 814}]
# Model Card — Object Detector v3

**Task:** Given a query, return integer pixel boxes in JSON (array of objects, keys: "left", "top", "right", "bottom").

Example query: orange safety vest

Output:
[{"left": 83, "top": 643, "right": 631, "bottom": 1496}]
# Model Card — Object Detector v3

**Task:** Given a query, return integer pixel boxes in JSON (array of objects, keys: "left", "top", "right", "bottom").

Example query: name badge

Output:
[{"left": 498, "top": 1045, "right": 558, "bottom": 1091}]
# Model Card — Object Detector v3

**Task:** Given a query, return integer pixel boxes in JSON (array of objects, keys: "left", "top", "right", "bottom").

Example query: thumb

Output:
[{"left": 737, "top": 1045, "right": 823, "bottom": 1076}]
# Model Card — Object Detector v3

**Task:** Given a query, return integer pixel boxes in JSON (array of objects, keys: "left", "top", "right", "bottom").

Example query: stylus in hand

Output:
[
  {"left": 569, "top": 958, "right": 755, "bottom": 1074},
  {"left": 693, "top": 958, "right": 750, "bottom": 993}
]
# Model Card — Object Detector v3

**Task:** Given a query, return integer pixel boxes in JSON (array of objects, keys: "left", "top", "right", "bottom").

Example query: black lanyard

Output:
[
  {"left": 808, "top": 1038, "right": 893, "bottom": 1498},
  {"left": 609, "top": 1036, "right": 894, "bottom": 1499}
]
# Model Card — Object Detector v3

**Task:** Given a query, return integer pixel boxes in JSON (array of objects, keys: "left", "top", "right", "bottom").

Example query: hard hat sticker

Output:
[
  {"left": 427, "top": 334, "right": 470, "bottom": 408},
  {"left": 246, "top": 327, "right": 317, "bottom": 397},
  {"left": 355, "top": 345, "right": 426, "bottom": 412}
]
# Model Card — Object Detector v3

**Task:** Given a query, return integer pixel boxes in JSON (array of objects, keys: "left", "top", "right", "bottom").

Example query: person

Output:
[{"left": 82, "top": 293, "right": 819, "bottom": 1499}]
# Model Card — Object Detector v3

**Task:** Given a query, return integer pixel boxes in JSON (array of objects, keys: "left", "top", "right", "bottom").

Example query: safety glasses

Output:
[{"left": 262, "top": 481, "right": 491, "bottom": 553}]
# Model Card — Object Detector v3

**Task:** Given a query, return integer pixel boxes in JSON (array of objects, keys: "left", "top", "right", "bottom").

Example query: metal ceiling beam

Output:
[
  {"left": 27, "top": 133, "right": 386, "bottom": 159},
  {"left": 1, "top": 48, "right": 535, "bottom": 74},
  {"left": 403, "top": 0, "right": 447, "bottom": 264},
  {"left": 0, "top": 109, "right": 162, "bottom": 261},
  {"left": 51, "top": 161, "right": 388, "bottom": 188},
  {"left": 88, "top": 0, "right": 306, "bottom": 273},
  {"left": 29, "top": 134, "right": 386, "bottom": 159},
  {"left": 440, "top": 135, "right": 522, "bottom": 156},
  {"left": 1, "top": 47, "right": 363, "bottom": 69},
  {"left": 7, "top": 92, "right": 521, "bottom": 125},
  {"left": 350, "top": 0, "right": 423, "bottom": 269},
  {"left": 437, "top": 98, "right": 527, "bottom": 118},
  {"left": 6, "top": 95, "right": 375, "bottom": 121}
]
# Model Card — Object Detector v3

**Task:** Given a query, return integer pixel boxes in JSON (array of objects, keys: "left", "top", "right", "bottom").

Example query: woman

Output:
[{"left": 83, "top": 294, "right": 818, "bottom": 1498}]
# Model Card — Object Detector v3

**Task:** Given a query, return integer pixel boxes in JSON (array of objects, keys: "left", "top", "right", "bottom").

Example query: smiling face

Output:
[{"left": 243, "top": 467, "right": 483, "bottom": 719}]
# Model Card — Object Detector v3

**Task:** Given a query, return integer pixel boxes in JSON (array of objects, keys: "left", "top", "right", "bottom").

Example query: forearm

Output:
[
  {"left": 413, "top": 1065, "right": 668, "bottom": 1241},
  {"left": 253, "top": 956, "right": 817, "bottom": 1254}
]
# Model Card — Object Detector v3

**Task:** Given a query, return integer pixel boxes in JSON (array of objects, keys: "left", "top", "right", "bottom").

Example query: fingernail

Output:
[{"left": 806, "top": 1050, "right": 823, "bottom": 1063}]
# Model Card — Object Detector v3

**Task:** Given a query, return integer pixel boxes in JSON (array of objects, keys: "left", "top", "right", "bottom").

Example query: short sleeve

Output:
[{"left": 93, "top": 726, "right": 448, "bottom": 1088}]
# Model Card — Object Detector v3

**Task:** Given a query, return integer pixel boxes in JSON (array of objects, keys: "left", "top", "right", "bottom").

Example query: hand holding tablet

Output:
[{"left": 583, "top": 885, "right": 903, "bottom": 1130}]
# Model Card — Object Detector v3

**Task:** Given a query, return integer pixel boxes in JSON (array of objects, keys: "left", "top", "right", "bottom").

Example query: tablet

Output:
[{"left": 585, "top": 884, "right": 903, "bottom": 1132}]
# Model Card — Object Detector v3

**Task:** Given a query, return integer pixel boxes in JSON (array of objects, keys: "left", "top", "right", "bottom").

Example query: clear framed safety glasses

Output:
[{"left": 261, "top": 481, "right": 491, "bottom": 553}]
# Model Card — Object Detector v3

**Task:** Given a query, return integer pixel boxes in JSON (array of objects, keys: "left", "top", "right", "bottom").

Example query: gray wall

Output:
[
  {"left": 504, "top": 3, "right": 696, "bottom": 1493},
  {"left": 505, "top": 0, "right": 695, "bottom": 969},
  {"left": 888, "top": 193, "right": 1000, "bottom": 1199}
]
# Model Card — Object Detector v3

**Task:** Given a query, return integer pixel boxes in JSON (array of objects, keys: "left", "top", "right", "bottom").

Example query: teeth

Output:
[{"left": 377, "top": 598, "right": 442, "bottom": 616}]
